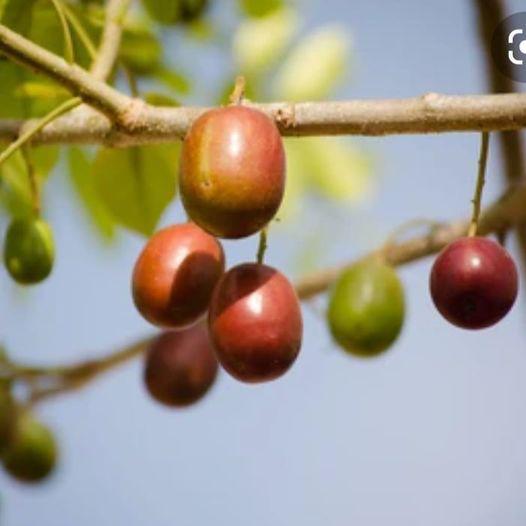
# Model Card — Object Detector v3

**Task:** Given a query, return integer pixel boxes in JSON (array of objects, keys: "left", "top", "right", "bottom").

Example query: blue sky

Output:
[{"left": 2, "top": 1, "right": 526, "bottom": 525}]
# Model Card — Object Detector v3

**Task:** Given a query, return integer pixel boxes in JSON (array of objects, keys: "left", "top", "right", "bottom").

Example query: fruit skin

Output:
[
  {"left": 2, "top": 413, "right": 57, "bottom": 484},
  {"left": 430, "top": 236, "right": 518, "bottom": 329},
  {"left": 208, "top": 263, "right": 302, "bottom": 383},
  {"left": 144, "top": 325, "right": 218, "bottom": 407},
  {"left": 328, "top": 258, "right": 405, "bottom": 357},
  {"left": 3, "top": 217, "right": 54, "bottom": 285},
  {"left": 180, "top": 106, "right": 285, "bottom": 239},
  {"left": 132, "top": 223, "right": 225, "bottom": 328}
]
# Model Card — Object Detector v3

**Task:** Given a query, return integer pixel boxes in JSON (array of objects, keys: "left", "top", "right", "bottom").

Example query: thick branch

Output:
[{"left": 3, "top": 93, "right": 526, "bottom": 146}]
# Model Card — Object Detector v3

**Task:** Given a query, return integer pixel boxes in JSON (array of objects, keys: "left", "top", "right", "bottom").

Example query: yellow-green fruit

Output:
[
  {"left": 3, "top": 217, "right": 55, "bottom": 285},
  {"left": 327, "top": 258, "right": 405, "bottom": 357},
  {"left": 2, "top": 413, "right": 57, "bottom": 483}
]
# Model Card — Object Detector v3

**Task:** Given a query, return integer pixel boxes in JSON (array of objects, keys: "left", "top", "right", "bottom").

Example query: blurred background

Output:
[{"left": 2, "top": 0, "right": 526, "bottom": 524}]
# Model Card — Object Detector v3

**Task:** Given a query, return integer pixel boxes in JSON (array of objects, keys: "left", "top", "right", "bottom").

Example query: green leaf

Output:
[
  {"left": 143, "top": 92, "right": 180, "bottom": 107},
  {"left": 239, "top": 0, "right": 282, "bottom": 18},
  {"left": 92, "top": 144, "right": 179, "bottom": 236},
  {"left": 68, "top": 148, "right": 115, "bottom": 240},
  {"left": 154, "top": 66, "right": 191, "bottom": 94},
  {"left": 233, "top": 7, "right": 297, "bottom": 76},
  {"left": 14, "top": 81, "right": 70, "bottom": 101},
  {"left": 286, "top": 137, "right": 374, "bottom": 204},
  {"left": 141, "top": 0, "right": 180, "bottom": 24},
  {"left": 0, "top": 0, "right": 36, "bottom": 30},
  {"left": 119, "top": 24, "right": 162, "bottom": 75},
  {"left": 273, "top": 25, "right": 350, "bottom": 101},
  {"left": 0, "top": 147, "right": 59, "bottom": 217}
]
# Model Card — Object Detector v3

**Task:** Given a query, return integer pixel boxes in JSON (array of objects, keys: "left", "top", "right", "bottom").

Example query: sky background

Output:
[{"left": 2, "top": 1, "right": 526, "bottom": 525}]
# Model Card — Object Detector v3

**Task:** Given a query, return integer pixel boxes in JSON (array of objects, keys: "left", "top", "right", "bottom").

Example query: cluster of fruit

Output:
[
  {"left": 326, "top": 236, "right": 518, "bottom": 359},
  {"left": 132, "top": 105, "right": 303, "bottom": 406}
]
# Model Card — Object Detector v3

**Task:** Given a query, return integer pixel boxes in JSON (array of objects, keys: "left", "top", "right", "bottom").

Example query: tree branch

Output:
[
  {"left": 0, "top": 23, "right": 130, "bottom": 120},
  {"left": 2, "top": 92, "right": 526, "bottom": 147},
  {"left": 90, "top": 0, "right": 131, "bottom": 81}
]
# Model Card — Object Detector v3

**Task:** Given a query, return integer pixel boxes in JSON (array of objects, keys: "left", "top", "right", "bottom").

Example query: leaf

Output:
[
  {"left": 14, "top": 81, "right": 70, "bottom": 101},
  {"left": 154, "top": 66, "right": 191, "bottom": 94},
  {"left": 119, "top": 24, "right": 162, "bottom": 75},
  {"left": 143, "top": 92, "right": 180, "bottom": 107},
  {"left": 92, "top": 144, "right": 179, "bottom": 236},
  {"left": 233, "top": 7, "right": 297, "bottom": 76},
  {"left": 289, "top": 137, "right": 374, "bottom": 203},
  {"left": 0, "top": 0, "right": 36, "bottom": 30},
  {"left": 0, "top": 147, "right": 59, "bottom": 217},
  {"left": 141, "top": 0, "right": 180, "bottom": 24},
  {"left": 238, "top": 0, "right": 282, "bottom": 18},
  {"left": 68, "top": 148, "right": 115, "bottom": 240},
  {"left": 273, "top": 25, "right": 350, "bottom": 101}
]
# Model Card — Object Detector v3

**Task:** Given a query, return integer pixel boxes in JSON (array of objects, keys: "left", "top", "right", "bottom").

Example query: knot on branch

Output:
[
  {"left": 274, "top": 104, "right": 296, "bottom": 129},
  {"left": 115, "top": 97, "right": 150, "bottom": 134}
]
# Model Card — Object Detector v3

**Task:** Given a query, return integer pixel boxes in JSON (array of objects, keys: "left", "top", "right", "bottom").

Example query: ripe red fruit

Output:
[
  {"left": 180, "top": 106, "right": 285, "bottom": 239},
  {"left": 209, "top": 263, "right": 302, "bottom": 383},
  {"left": 144, "top": 325, "right": 218, "bottom": 407},
  {"left": 430, "top": 236, "right": 518, "bottom": 329},
  {"left": 132, "top": 223, "right": 224, "bottom": 328}
]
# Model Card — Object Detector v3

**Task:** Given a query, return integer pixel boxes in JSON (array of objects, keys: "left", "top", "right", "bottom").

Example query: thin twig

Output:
[
  {"left": 49, "top": 0, "right": 75, "bottom": 64},
  {"left": 90, "top": 0, "right": 131, "bottom": 81},
  {"left": 256, "top": 227, "right": 268, "bottom": 264},
  {"left": 61, "top": 3, "right": 97, "bottom": 60},
  {"left": 0, "top": 97, "right": 82, "bottom": 168}
]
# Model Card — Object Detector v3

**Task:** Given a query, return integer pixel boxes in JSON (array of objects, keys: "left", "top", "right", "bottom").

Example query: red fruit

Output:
[
  {"left": 180, "top": 106, "right": 285, "bottom": 239},
  {"left": 430, "top": 236, "right": 518, "bottom": 329},
  {"left": 144, "top": 325, "right": 218, "bottom": 407},
  {"left": 132, "top": 223, "right": 224, "bottom": 328},
  {"left": 208, "top": 263, "right": 302, "bottom": 383}
]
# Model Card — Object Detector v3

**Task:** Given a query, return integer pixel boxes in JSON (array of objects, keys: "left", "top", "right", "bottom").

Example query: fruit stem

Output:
[
  {"left": 21, "top": 146, "right": 41, "bottom": 216},
  {"left": 468, "top": 132, "right": 490, "bottom": 237},
  {"left": 229, "top": 76, "right": 246, "bottom": 106},
  {"left": 49, "top": 0, "right": 75, "bottom": 64},
  {"left": 256, "top": 227, "right": 268, "bottom": 264}
]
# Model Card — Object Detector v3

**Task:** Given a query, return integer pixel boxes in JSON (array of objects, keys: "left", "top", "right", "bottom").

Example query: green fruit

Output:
[
  {"left": 327, "top": 258, "right": 405, "bottom": 357},
  {"left": 3, "top": 217, "right": 55, "bottom": 285},
  {"left": 2, "top": 413, "right": 57, "bottom": 483}
]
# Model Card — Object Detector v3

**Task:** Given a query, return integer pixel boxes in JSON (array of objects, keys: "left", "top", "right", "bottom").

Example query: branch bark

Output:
[{"left": 3, "top": 23, "right": 526, "bottom": 146}]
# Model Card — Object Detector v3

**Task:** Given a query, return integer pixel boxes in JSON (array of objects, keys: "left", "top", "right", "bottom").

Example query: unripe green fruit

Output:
[
  {"left": 2, "top": 413, "right": 57, "bottom": 483},
  {"left": 327, "top": 258, "right": 405, "bottom": 357},
  {"left": 3, "top": 217, "right": 55, "bottom": 285}
]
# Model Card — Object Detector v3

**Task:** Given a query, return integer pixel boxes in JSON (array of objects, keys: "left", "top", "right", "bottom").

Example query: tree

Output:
[{"left": 0, "top": 0, "right": 524, "bottom": 499}]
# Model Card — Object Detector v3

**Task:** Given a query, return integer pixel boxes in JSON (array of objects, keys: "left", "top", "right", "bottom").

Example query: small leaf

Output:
[
  {"left": 273, "top": 25, "right": 350, "bottom": 101},
  {"left": 154, "top": 67, "right": 191, "bottom": 94},
  {"left": 143, "top": 92, "right": 180, "bottom": 107},
  {"left": 14, "top": 81, "right": 70, "bottom": 101},
  {"left": 92, "top": 144, "right": 179, "bottom": 236},
  {"left": 238, "top": 0, "right": 282, "bottom": 18},
  {"left": 141, "top": 0, "right": 180, "bottom": 24},
  {"left": 68, "top": 148, "right": 115, "bottom": 240},
  {"left": 233, "top": 7, "right": 297, "bottom": 76},
  {"left": 291, "top": 137, "right": 374, "bottom": 203},
  {"left": 119, "top": 24, "right": 162, "bottom": 75}
]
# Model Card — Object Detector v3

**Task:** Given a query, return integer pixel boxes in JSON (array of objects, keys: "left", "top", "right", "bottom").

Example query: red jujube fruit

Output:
[
  {"left": 208, "top": 263, "right": 302, "bottom": 383},
  {"left": 144, "top": 325, "right": 218, "bottom": 407},
  {"left": 430, "top": 236, "right": 518, "bottom": 329},
  {"left": 132, "top": 223, "right": 224, "bottom": 328},
  {"left": 179, "top": 106, "right": 285, "bottom": 239}
]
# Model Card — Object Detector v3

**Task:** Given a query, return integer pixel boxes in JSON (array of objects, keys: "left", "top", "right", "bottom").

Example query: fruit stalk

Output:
[{"left": 468, "top": 132, "right": 489, "bottom": 237}]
